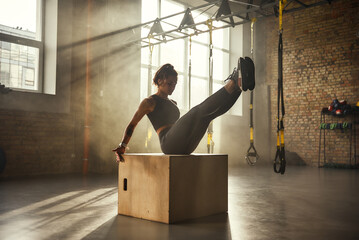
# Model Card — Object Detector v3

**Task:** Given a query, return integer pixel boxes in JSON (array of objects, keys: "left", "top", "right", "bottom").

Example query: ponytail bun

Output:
[{"left": 153, "top": 64, "right": 178, "bottom": 86}]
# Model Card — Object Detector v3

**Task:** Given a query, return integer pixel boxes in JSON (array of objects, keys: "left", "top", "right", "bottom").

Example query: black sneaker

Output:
[
  {"left": 226, "top": 67, "right": 240, "bottom": 90},
  {"left": 240, "top": 57, "right": 255, "bottom": 91},
  {"left": 226, "top": 57, "right": 255, "bottom": 91}
]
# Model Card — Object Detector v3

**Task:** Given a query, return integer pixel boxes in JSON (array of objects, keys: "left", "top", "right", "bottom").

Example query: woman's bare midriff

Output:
[{"left": 156, "top": 124, "right": 173, "bottom": 135}]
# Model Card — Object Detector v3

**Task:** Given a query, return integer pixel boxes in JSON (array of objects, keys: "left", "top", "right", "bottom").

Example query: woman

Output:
[{"left": 113, "top": 59, "right": 254, "bottom": 160}]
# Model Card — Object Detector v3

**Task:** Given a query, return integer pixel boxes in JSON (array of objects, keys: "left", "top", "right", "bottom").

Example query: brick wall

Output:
[
  {"left": 265, "top": 0, "right": 359, "bottom": 166},
  {"left": 0, "top": 110, "right": 78, "bottom": 177}
]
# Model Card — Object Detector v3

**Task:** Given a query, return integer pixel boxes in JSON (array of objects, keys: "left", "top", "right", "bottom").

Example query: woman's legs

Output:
[
  {"left": 160, "top": 106, "right": 205, "bottom": 154},
  {"left": 160, "top": 81, "right": 241, "bottom": 154},
  {"left": 199, "top": 87, "right": 241, "bottom": 122}
]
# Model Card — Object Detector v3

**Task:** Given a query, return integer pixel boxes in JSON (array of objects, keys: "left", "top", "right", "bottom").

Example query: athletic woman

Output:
[{"left": 113, "top": 59, "right": 254, "bottom": 161}]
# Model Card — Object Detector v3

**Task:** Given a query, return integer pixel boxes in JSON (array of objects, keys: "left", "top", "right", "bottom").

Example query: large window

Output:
[
  {"left": 141, "top": 0, "right": 236, "bottom": 113},
  {"left": 0, "top": 0, "right": 43, "bottom": 92}
]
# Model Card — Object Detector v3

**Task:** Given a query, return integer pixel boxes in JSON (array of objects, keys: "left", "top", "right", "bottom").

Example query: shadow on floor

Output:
[{"left": 83, "top": 213, "right": 232, "bottom": 240}]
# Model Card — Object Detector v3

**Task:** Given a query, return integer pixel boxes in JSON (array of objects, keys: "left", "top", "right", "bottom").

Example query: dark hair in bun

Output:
[{"left": 153, "top": 63, "right": 178, "bottom": 86}]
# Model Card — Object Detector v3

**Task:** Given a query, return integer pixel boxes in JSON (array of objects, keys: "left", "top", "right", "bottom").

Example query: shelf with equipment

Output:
[{"left": 318, "top": 100, "right": 358, "bottom": 168}]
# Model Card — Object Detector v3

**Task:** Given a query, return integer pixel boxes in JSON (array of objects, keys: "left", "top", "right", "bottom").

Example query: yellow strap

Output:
[
  {"left": 207, "top": 132, "right": 212, "bottom": 145},
  {"left": 145, "top": 127, "right": 152, "bottom": 148},
  {"left": 206, "top": 19, "right": 213, "bottom": 45},
  {"left": 148, "top": 34, "right": 154, "bottom": 54},
  {"left": 280, "top": 129, "right": 285, "bottom": 146},
  {"left": 250, "top": 127, "right": 254, "bottom": 142},
  {"left": 250, "top": 18, "right": 256, "bottom": 55},
  {"left": 279, "top": 0, "right": 287, "bottom": 31},
  {"left": 276, "top": 131, "right": 280, "bottom": 147}
]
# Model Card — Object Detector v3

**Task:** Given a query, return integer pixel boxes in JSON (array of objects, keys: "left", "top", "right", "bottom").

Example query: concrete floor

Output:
[{"left": 0, "top": 166, "right": 358, "bottom": 240}]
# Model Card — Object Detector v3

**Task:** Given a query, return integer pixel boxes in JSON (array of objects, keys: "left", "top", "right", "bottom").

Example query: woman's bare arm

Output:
[{"left": 112, "top": 97, "right": 155, "bottom": 161}]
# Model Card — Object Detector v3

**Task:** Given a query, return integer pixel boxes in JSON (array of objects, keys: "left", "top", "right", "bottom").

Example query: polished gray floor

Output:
[{"left": 0, "top": 166, "right": 358, "bottom": 240}]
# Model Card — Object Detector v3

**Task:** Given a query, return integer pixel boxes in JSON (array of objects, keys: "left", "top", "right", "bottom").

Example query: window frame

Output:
[
  {"left": 141, "top": 0, "right": 231, "bottom": 111},
  {"left": 0, "top": 0, "right": 44, "bottom": 93}
]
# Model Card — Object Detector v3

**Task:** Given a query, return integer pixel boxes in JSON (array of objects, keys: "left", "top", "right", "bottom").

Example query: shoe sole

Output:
[{"left": 239, "top": 57, "right": 255, "bottom": 91}]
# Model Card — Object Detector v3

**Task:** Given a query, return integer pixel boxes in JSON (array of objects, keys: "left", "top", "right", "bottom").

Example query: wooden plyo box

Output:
[{"left": 118, "top": 153, "right": 228, "bottom": 224}]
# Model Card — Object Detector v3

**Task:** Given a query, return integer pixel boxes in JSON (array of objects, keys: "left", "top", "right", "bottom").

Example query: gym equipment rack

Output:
[{"left": 318, "top": 107, "right": 358, "bottom": 168}]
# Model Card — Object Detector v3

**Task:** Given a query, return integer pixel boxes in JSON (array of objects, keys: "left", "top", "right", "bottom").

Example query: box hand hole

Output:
[{"left": 123, "top": 178, "right": 127, "bottom": 191}]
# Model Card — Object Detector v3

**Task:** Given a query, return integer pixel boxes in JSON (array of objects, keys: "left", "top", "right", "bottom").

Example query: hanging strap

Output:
[
  {"left": 147, "top": 34, "right": 154, "bottom": 102},
  {"left": 148, "top": 34, "right": 154, "bottom": 55},
  {"left": 145, "top": 35, "right": 154, "bottom": 149},
  {"left": 273, "top": 0, "right": 286, "bottom": 174},
  {"left": 245, "top": 18, "right": 259, "bottom": 166},
  {"left": 188, "top": 35, "right": 192, "bottom": 109},
  {"left": 206, "top": 19, "right": 214, "bottom": 153},
  {"left": 206, "top": 19, "right": 214, "bottom": 96}
]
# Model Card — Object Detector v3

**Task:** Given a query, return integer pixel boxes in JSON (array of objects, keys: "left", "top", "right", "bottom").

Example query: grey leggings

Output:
[{"left": 159, "top": 87, "right": 241, "bottom": 154}]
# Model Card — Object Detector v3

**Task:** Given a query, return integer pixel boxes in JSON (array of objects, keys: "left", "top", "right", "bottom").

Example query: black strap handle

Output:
[{"left": 273, "top": 32, "right": 286, "bottom": 174}]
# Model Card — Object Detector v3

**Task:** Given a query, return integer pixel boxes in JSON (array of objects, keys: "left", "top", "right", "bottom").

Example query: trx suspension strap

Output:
[
  {"left": 245, "top": 18, "right": 260, "bottom": 166},
  {"left": 145, "top": 34, "right": 154, "bottom": 149},
  {"left": 273, "top": 0, "right": 286, "bottom": 174},
  {"left": 148, "top": 34, "right": 154, "bottom": 95},
  {"left": 206, "top": 19, "right": 214, "bottom": 153},
  {"left": 188, "top": 35, "right": 192, "bottom": 109}
]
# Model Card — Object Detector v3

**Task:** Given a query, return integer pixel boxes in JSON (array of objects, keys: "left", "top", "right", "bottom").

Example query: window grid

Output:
[
  {"left": 0, "top": 0, "right": 43, "bottom": 92},
  {"left": 141, "top": 0, "right": 230, "bottom": 111}
]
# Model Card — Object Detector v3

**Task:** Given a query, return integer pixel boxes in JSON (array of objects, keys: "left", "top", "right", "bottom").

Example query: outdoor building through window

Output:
[{"left": 0, "top": 0, "right": 43, "bottom": 92}]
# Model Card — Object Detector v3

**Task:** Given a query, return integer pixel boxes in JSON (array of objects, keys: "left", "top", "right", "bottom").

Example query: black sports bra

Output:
[{"left": 146, "top": 95, "right": 180, "bottom": 131}]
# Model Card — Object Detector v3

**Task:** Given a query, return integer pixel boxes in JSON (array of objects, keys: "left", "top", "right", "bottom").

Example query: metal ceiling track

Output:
[
  {"left": 129, "top": 0, "right": 335, "bottom": 49},
  {"left": 58, "top": 0, "right": 335, "bottom": 51}
]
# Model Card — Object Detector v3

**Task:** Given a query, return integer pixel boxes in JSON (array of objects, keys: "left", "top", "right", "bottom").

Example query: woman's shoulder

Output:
[
  {"left": 139, "top": 96, "right": 156, "bottom": 112},
  {"left": 170, "top": 99, "right": 177, "bottom": 105},
  {"left": 146, "top": 95, "right": 157, "bottom": 104}
]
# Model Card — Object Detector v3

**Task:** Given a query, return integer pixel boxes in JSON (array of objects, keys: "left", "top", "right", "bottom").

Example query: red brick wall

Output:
[
  {"left": 0, "top": 110, "right": 78, "bottom": 177},
  {"left": 265, "top": 0, "right": 359, "bottom": 166}
]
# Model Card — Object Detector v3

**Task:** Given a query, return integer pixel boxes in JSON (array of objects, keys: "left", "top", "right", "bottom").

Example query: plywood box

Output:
[{"left": 118, "top": 153, "right": 228, "bottom": 224}]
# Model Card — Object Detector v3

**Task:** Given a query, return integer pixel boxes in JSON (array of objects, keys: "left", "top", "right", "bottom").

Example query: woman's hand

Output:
[
  {"left": 112, "top": 97, "right": 154, "bottom": 163},
  {"left": 112, "top": 146, "right": 126, "bottom": 162}
]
